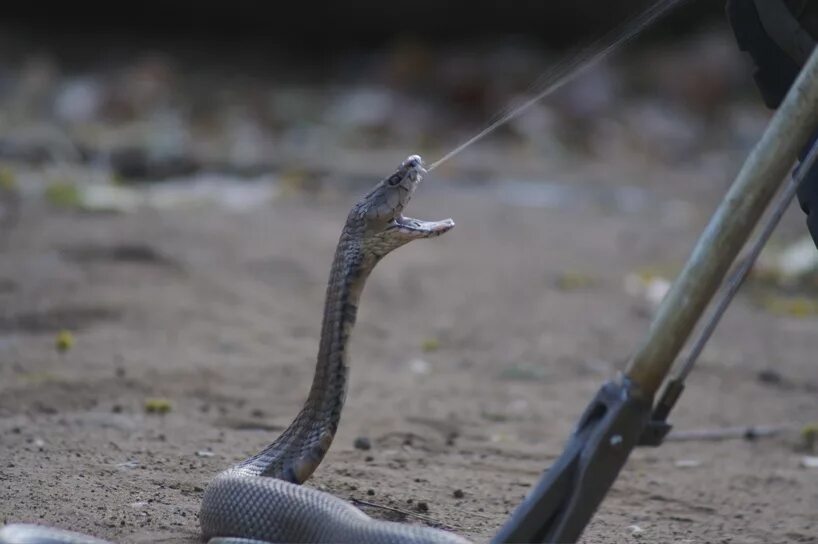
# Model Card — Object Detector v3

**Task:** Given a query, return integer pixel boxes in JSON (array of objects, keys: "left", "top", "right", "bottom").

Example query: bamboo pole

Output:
[{"left": 625, "top": 47, "right": 818, "bottom": 397}]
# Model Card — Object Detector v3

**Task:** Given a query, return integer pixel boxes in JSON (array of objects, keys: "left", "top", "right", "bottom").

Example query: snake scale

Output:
[{"left": 0, "top": 155, "right": 473, "bottom": 544}]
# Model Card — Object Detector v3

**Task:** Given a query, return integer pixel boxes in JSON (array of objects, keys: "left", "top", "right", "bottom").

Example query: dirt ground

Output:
[
  {"left": 1, "top": 146, "right": 817, "bottom": 544},
  {"left": 1, "top": 9, "right": 817, "bottom": 541}
]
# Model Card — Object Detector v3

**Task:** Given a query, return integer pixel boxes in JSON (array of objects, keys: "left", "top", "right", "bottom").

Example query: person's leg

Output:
[{"left": 726, "top": 0, "right": 818, "bottom": 246}]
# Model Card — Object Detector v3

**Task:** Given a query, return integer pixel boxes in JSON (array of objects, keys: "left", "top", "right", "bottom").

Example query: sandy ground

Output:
[{"left": 1, "top": 157, "right": 817, "bottom": 544}]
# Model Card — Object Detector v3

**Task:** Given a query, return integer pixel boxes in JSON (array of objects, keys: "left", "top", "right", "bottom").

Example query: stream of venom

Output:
[{"left": 427, "top": 0, "right": 692, "bottom": 172}]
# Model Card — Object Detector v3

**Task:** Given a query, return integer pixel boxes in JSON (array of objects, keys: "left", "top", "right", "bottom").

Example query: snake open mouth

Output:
[
  {"left": 389, "top": 214, "right": 455, "bottom": 238},
  {"left": 392, "top": 156, "right": 453, "bottom": 237}
]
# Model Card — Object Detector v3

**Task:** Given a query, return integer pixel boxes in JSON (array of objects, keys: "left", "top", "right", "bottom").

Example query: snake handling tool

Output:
[{"left": 492, "top": 44, "right": 818, "bottom": 544}]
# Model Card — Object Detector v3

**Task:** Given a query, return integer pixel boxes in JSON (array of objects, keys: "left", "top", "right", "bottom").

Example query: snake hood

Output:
[{"left": 353, "top": 155, "right": 454, "bottom": 258}]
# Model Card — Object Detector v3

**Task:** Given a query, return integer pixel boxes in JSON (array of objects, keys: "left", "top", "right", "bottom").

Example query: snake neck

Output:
[{"left": 234, "top": 231, "right": 374, "bottom": 484}]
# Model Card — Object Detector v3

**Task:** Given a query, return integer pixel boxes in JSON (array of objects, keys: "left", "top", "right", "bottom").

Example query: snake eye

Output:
[{"left": 387, "top": 175, "right": 402, "bottom": 186}]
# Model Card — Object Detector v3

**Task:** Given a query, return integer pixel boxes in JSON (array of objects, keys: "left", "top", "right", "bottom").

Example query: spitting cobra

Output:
[{"left": 0, "top": 155, "right": 472, "bottom": 544}]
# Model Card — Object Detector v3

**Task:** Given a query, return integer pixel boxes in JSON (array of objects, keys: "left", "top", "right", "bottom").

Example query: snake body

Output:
[{"left": 1, "top": 155, "right": 470, "bottom": 544}]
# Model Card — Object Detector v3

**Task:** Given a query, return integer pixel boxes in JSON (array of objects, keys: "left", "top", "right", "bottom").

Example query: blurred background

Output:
[
  {"left": 0, "top": 1, "right": 758, "bottom": 189},
  {"left": 2, "top": 2, "right": 818, "bottom": 543}
]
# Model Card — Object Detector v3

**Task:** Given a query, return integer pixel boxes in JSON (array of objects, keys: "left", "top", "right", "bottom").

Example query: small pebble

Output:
[
  {"left": 196, "top": 450, "right": 215, "bottom": 458},
  {"left": 365, "top": 456, "right": 374, "bottom": 462},
  {"left": 800, "top": 455, "right": 818, "bottom": 468},
  {"left": 453, "top": 489, "right": 464, "bottom": 499},
  {"left": 367, "top": 489, "right": 375, "bottom": 496},
  {"left": 627, "top": 524, "right": 644, "bottom": 537},
  {"left": 354, "top": 436, "right": 372, "bottom": 450},
  {"left": 408, "top": 358, "right": 430, "bottom": 375},
  {"left": 415, "top": 501, "right": 429, "bottom": 512},
  {"left": 757, "top": 369, "right": 782, "bottom": 385}
]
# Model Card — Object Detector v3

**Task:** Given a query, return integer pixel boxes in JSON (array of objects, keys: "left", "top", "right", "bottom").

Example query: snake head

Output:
[{"left": 354, "top": 154, "right": 454, "bottom": 256}]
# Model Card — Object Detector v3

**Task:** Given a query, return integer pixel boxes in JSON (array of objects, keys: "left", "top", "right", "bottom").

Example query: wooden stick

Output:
[
  {"left": 349, "top": 498, "right": 460, "bottom": 531},
  {"left": 626, "top": 46, "right": 818, "bottom": 396},
  {"left": 666, "top": 425, "right": 787, "bottom": 442}
]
